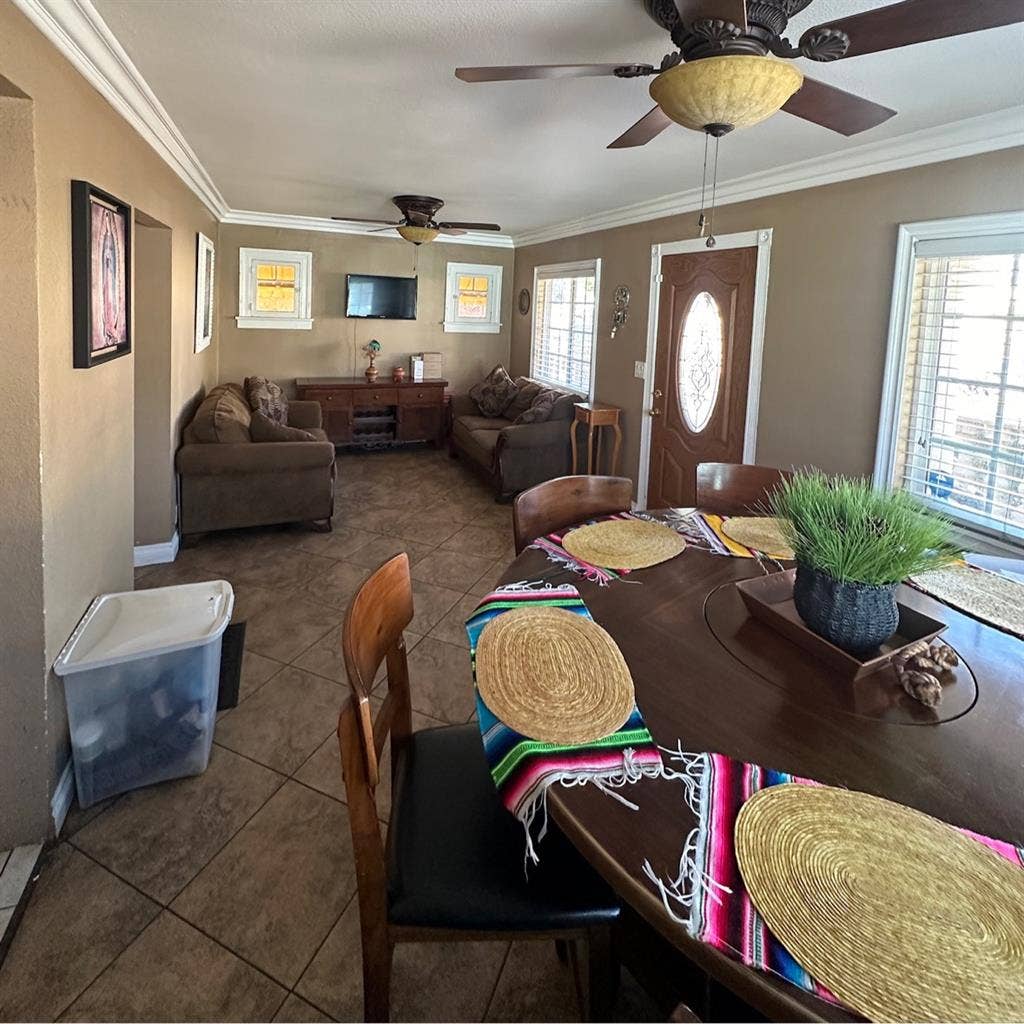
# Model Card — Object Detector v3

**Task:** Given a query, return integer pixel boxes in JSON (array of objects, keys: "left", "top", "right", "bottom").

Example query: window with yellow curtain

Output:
[
  {"left": 237, "top": 247, "right": 313, "bottom": 330},
  {"left": 444, "top": 262, "right": 503, "bottom": 333},
  {"left": 255, "top": 263, "right": 297, "bottom": 313}
]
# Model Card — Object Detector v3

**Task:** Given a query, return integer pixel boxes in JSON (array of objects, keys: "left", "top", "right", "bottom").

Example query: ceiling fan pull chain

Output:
[
  {"left": 697, "top": 131, "right": 709, "bottom": 237},
  {"left": 706, "top": 132, "right": 720, "bottom": 249}
]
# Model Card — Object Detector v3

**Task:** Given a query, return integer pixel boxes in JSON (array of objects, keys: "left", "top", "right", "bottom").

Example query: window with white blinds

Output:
[
  {"left": 882, "top": 223, "right": 1024, "bottom": 544},
  {"left": 530, "top": 260, "right": 600, "bottom": 395}
]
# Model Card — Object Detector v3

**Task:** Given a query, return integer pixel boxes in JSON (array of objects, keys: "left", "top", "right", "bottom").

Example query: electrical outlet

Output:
[{"left": 634, "top": 361, "right": 646, "bottom": 379}]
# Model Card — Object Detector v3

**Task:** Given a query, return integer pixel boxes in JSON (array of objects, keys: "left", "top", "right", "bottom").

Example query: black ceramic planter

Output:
[{"left": 792, "top": 563, "right": 899, "bottom": 654}]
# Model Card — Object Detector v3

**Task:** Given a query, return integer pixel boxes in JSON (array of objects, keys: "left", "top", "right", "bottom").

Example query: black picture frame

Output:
[{"left": 71, "top": 180, "right": 132, "bottom": 368}]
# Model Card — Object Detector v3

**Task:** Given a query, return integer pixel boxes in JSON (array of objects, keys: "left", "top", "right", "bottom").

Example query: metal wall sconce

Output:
[{"left": 610, "top": 285, "right": 630, "bottom": 339}]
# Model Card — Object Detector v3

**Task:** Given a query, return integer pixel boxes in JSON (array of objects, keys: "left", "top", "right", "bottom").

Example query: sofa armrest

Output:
[
  {"left": 498, "top": 419, "right": 571, "bottom": 450},
  {"left": 287, "top": 400, "right": 323, "bottom": 430},
  {"left": 450, "top": 393, "right": 478, "bottom": 419},
  {"left": 177, "top": 441, "right": 335, "bottom": 476}
]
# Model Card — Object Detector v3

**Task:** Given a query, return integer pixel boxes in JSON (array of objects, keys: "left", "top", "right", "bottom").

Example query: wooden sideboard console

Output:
[{"left": 295, "top": 377, "right": 448, "bottom": 448}]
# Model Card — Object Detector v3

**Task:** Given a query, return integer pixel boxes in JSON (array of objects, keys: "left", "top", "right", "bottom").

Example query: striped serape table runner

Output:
[
  {"left": 527, "top": 512, "right": 641, "bottom": 585},
  {"left": 465, "top": 582, "right": 664, "bottom": 861},
  {"left": 645, "top": 748, "right": 1024, "bottom": 1009}
]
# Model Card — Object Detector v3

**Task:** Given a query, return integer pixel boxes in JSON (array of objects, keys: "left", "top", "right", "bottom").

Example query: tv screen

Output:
[{"left": 346, "top": 274, "right": 417, "bottom": 319}]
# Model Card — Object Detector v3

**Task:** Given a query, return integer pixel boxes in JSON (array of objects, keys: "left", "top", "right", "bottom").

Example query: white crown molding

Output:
[
  {"left": 17, "top": 0, "right": 1022, "bottom": 252},
  {"left": 221, "top": 209, "right": 515, "bottom": 249},
  {"left": 512, "top": 108, "right": 1024, "bottom": 248},
  {"left": 13, "top": 0, "right": 228, "bottom": 218}
]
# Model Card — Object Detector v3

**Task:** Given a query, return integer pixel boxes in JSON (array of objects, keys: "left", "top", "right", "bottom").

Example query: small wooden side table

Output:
[{"left": 570, "top": 402, "right": 623, "bottom": 476}]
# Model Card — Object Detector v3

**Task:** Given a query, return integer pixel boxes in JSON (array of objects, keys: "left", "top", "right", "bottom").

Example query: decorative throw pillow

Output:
[
  {"left": 513, "top": 388, "right": 559, "bottom": 425},
  {"left": 504, "top": 378, "right": 544, "bottom": 421},
  {"left": 189, "top": 383, "right": 252, "bottom": 444},
  {"left": 244, "top": 376, "right": 288, "bottom": 425},
  {"left": 249, "top": 411, "right": 315, "bottom": 443},
  {"left": 468, "top": 365, "right": 519, "bottom": 417}
]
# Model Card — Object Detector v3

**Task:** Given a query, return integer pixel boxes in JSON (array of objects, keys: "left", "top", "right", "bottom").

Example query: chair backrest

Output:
[
  {"left": 337, "top": 553, "right": 414, "bottom": 930},
  {"left": 695, "top": 462, "right": 794, "bottom": 516},
  {"left": 512, "top": 475, "right": 634, "bottom": 553}
]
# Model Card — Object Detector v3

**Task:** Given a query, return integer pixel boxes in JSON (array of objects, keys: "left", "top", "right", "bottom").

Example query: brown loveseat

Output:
[
  {"left": 450, "top": 377, "right": 582, "bottom": 499},
  {"left": 176, "top": 383, "right": 335, "bottom": 535}
]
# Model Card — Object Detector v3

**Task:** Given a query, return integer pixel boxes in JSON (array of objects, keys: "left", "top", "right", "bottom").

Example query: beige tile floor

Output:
[{"left": 0, "top": 449, "right": 658, "bottom": 1023}]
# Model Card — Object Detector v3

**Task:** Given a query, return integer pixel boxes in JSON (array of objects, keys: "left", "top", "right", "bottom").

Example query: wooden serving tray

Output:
[{"left": 735, "top": 569, "right": 946, "bottom": 681}]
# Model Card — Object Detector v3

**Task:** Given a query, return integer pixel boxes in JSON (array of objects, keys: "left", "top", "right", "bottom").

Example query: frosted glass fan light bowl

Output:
[{"left": 650, "top": 55, "right": 804, "bottom": 132}]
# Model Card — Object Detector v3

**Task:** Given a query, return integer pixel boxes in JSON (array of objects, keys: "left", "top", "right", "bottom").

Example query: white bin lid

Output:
[{"left": 54, "top": 580, "right": 235, "bottom": 676}]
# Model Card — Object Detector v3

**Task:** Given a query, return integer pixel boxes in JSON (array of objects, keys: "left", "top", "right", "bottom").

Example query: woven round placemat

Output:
[
  {"left": 735, "top": 784, "right": 1024, "bottom": 1023},
  {"left": 561, "top": 519, "right": 686, "bottom": 570},
  {"left": 475, "top": 606, "right": 635, "bottom": 744},
  {"left": 720, "top": 516, "right": 794, "bottom": 559},
  {"left": 910, "top": 562, "right": 1024, "bottom": 639}
]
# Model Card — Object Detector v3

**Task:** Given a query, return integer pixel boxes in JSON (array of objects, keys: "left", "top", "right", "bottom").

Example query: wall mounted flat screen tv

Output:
[{"left": 346, "top": 274, "right": 417, "bottom": 319}]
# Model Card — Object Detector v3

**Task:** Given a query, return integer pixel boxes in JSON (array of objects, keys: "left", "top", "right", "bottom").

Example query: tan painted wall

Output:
[
  {"left": 217, "top": 225, "right": 513, "bottom": 395},
  {"left": 511, "top": 148, "right": 1024, "bottom": 492},
  {"left": 134, "top": 220, "right": 175, "bottom": 546},
  {"left": 0, "top": 83, "right": 51, "bottom": 847},
  {"left": 0, "top": 1, "right": 219, "bottom": 841}
]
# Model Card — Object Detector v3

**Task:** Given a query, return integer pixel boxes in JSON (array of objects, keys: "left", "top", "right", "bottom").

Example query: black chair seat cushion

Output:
[{"left": 387, "top": 724, "right": 620, "bottom": 931}]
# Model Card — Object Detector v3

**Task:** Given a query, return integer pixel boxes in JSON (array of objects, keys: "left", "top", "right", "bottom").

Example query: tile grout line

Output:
[
  {"left": 64, "top": 843, "right": 305, "bottom": 1007},
  {"left": 287, "top": 889, "right": 357, "bottom": 1021},
  {"left": 481, "top": 940, "right": 515, "bottom": 1023}
]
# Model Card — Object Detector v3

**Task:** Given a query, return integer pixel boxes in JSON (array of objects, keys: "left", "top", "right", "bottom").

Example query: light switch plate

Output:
[{"left": 634, "top": 361, "right": 646, "bottom": 379}]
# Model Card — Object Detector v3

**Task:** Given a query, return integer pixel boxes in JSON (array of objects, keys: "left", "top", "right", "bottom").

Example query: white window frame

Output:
[
  {"left": 443, "top": 262, "right": 502, "bottom": 334},
  {"left": 874, "top": 210, "right": 1024, "bottom": 549},
  {"left": 529, "top": 258, "right": 601, "bottom": 400},
  {"left": 237, "top": 247, "right": 313, "bottom": 330}
]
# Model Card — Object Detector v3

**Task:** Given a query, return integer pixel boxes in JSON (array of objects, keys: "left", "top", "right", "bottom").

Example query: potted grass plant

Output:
[{"left": 769, "top": 472, "right": 961, "bottom": 654}]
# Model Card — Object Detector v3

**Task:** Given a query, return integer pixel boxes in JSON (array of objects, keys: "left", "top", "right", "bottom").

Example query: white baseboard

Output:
[
  {"left": 51, "top": 759, "right": 75, "bottom": 835},
  {"left": 134, "top": 531, "right": 179, "bottom": 567}
]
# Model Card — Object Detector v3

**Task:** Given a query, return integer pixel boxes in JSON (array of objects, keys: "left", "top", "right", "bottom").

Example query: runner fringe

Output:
[{"left": 641, "top": 747, "right": 732, "bottom": 927}]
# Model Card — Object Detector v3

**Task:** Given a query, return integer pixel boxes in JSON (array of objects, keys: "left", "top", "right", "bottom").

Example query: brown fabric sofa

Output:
[
  {"left": 450, "top": 377, "right": 582, "bottom": 498},
  {"left": 176, "top": 383, "right": 335, "bottom": 535}
]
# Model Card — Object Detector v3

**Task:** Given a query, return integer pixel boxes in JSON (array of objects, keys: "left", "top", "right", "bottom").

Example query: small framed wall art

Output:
[
  {"left": 195, "top": 232, "right": 216, "bottom": 352},
  {"left": 71, "top": 180, "right": 132, "bottom": 368}
]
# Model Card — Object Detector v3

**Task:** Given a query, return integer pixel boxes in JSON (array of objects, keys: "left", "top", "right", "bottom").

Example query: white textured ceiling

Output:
[{"left": 93, "top": 0, "right": 1024, "bottom": 234}]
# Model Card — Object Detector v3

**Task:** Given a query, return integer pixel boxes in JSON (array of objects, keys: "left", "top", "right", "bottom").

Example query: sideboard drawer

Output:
[
  {"left": 307, "top": 389, "right": 352, "bottom": 409},
  {"left": 356, "top": 387, "right": 399, "bottom": 406},
  {"left": 398, "top": 385, "right": 444, "bottom": 406}
]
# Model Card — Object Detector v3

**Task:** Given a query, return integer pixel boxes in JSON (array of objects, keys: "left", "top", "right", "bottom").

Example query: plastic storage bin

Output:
[{"left": 53, "top": 580, "right": 234, "bottom": 808}]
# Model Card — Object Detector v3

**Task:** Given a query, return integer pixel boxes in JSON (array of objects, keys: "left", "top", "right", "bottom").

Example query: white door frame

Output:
[{"left": 637, "top": 228, "right": 773, "bottom": 509}]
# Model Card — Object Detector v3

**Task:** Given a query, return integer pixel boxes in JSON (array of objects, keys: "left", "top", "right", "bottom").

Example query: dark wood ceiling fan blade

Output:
[
  {"left": 438, "top": 228, "right": 467, "bottom": 235},
  {"left": 437, "top": 221, "right": 502, "bottom": 231},
  {"left": 807, "top": 0, "right": 1024, "bottom": 60},
  {"left": 607, "top": 105, "right": 674, "bottom": 149},
  {"left": 782, "top": 76, "right": 897, "bottom": 136},
  {"left": 673, "top": 0, "right": 747, "bottom": 31},
  {"left": 331, "top": 216, "right": 400, "bottom": 224},
  {"left": 455, "top": 64, "right": 645, "bottom": 83}
]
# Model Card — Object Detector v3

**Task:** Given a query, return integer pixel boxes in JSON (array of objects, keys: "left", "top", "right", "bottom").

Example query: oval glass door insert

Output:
[{"left": 678, "top": 291, "right": 724, "bottom": 433}]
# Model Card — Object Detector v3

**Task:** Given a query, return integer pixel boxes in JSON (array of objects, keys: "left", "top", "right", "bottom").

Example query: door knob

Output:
[{"left": 649, "top": 407, "right": 662, "bottom": 417}]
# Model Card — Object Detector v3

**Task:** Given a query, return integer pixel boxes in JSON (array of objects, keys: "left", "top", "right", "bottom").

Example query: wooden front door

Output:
[{"left": 646, "top": 246, "right": 757, "bottom": 508}]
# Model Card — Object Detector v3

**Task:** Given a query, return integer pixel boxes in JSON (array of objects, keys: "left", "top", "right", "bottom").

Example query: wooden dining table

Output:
[{"left": 496, "top": 514, "right": 1024, "bottom": 1022}]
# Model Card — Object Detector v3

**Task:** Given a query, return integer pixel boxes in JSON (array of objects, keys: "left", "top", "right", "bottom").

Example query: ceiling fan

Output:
[
  {"left": 455, "top": 0, "right": 1024, "bottom": 146},
  {"left": 331, "top": 195, "right": 501, "bottom": 245}
]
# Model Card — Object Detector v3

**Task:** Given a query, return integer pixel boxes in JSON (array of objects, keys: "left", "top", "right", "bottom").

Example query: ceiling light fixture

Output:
[
  {"left": 396, "top": 224, "right": 440, "bottom": 245},
  {"left": 649, "top": 55, "right": 803, "bottom": 249},
  {"left": 649, "top": 54, "right": 803, "bottom": 135}
]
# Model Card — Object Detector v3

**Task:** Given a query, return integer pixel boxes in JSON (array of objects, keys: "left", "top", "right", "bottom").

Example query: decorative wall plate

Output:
[{"left": 518, "top": 288, "right": 531, "bottom": 315}]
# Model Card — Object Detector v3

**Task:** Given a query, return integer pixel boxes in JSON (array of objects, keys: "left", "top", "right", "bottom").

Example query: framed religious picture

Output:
[
  {"left": 194, "top": 232, "right": 215, "bottom": 352},
  {"left": 71, "top": 180, "right": 132, "bottom": 368}
]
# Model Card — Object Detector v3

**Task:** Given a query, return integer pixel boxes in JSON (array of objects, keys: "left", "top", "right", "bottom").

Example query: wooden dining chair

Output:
[
  {"left": 338, "top": 553, "right": 621, "bottom": 1022},
  {"left": 512, "top": 475, "right": 634, "bottom": 554},
  {"left": 695, "top": 462, "right": 794, "bottom": 516}
]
